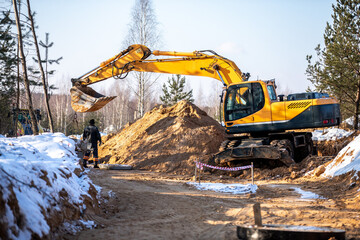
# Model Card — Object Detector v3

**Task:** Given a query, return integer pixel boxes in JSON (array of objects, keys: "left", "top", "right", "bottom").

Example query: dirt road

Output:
[{"left": 65, "top": 169, "right": 360, "bottom": 240}]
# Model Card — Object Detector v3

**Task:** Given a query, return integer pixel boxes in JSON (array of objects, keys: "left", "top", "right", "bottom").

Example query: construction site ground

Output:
[
  {"left": 63, "top": 102, "right": 360, "bottom": 239},
  {"left": 63, "top": 165, "right": 360, "bottom": 240}
]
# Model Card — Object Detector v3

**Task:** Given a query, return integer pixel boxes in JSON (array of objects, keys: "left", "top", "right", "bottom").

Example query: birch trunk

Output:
[
  {"left": 12, "top": 0, "right": 39, "bottom": 135},
  {"left": 26, "top": 0, "right": 54, "bottom": 132}
]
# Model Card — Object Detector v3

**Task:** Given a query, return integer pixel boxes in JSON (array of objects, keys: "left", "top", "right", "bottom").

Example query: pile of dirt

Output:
[{"left": 99, "top": 101, "right": 226, "bottom": 174}]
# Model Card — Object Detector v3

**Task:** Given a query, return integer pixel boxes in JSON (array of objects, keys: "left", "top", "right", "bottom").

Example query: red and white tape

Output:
[{"left": 195, "top": 161, "right": 252, "bottom": 171}]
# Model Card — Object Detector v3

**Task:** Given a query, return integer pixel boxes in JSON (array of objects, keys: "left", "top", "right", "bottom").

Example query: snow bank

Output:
[
  {"left": 312, "top": 127, "right": 353, "bottom": 141},
  {"left": 320, "top": 134, "right": 360, "bottom": 178},
  {"left": 188, "top": 182, "right": 257, "bottom": 194},
  {"left": 0, "top": 133, "right": 99, "bottom": 239}
]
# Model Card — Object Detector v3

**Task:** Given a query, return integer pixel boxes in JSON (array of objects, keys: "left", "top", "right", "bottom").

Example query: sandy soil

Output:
[
  {"left": 62, "top": 169, "right": 360, "bottom": 240},
  {"left": 98, "top": 101, "right": 226, "bottom": 175}
]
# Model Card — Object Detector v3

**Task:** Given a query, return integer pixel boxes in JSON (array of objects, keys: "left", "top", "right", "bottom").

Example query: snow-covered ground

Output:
[
  {"left": 0, "top": 133, "right": 99, "bottom": 239},
  {"left": 312, "top": 127, "right": 353, "bottom": 141},
  {"left": 188, "top": 182, "right": 258, "bottom": 195}
]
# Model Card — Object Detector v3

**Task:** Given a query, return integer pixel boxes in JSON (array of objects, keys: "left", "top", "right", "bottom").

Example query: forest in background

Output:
[
  {"left": 7, "top": 78, "right": 222, "bottom": 136},
  {"left": 0, "top": 0, "right": 223, "bottom": 136}
]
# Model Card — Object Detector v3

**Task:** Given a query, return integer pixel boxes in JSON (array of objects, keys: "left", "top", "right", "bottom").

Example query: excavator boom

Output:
[
  {"left": 70, "top": 45, "right": 151, "bottom": 112},
  {"left": 70, "top": 44, "right": 244, "bottom": 112}
]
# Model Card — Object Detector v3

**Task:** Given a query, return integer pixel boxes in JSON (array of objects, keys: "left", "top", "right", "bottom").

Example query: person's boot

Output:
[
  {"left": 94, "top": 159, "right": 99, "bottom": 168},
  {"left": 83, "top": 159, "right": 88, "bottom": 168}
]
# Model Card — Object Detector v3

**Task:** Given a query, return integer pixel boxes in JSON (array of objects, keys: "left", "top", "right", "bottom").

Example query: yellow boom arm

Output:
[{"left": 70, "top": 44, "right": 245, "bottom": 112}]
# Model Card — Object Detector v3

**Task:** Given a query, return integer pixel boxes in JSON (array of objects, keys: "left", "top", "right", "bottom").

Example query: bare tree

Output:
[
  {"left": 26, "top": 0, "right": 54, "bottom": 132},
  {"left": 12, "top": 0, "right": 39, "bottom": 135},
  {"left": 205, "top": 81, "right": 223, "bottom": 122},
  {"left": 123, "top": 0, "right": 161, "bottom": 118}
]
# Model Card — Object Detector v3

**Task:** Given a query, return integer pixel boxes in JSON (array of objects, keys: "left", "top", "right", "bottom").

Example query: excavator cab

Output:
[{"left": 224, "top": 82, "right": 265, "bottom": 121}]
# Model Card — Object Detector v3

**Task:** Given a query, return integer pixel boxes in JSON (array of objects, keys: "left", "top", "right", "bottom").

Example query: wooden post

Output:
[
  {"left": 253, "top": 203, "right": 262, "bottom": 226},
  {"left": 251, "top": 162, "right": 254, "bottom": 185}
]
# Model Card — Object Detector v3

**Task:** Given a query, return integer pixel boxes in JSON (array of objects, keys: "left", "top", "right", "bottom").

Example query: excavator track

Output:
[{"left": 214, "top": 136, "right": 298, "bottom": 168}]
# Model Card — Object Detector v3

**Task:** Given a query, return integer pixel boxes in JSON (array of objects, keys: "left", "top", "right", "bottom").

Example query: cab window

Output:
[
  {"left": 267, "top": 85, "right": 277, "bottom": 101},
  {"left": 225, "top": 82, "right": 264, "bottom": 121}
]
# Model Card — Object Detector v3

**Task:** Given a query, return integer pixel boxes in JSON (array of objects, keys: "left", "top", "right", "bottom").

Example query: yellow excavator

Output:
[{"left": 70, "top": 44, "right": 340, "bottom": 166}]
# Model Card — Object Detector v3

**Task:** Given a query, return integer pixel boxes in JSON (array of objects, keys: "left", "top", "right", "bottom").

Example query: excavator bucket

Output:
[{"left": 70, "top": 85, "right": 117, "bottom": 113}]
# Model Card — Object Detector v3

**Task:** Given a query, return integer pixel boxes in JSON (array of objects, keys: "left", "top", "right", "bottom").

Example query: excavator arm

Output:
[{"left": 70, "top": 44, "right": 245, "bottom": 112}]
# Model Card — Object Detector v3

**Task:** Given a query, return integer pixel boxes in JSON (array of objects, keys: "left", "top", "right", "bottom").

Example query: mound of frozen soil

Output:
[
  {"left": 311, "top": 133, "right": 360, "bottom": 179},
  {"left": 99, "top": 101, "right": 226, "bottom": 174},
  {"left": 0, "top": 133, "right": 100, "bottom": 239},
  {"left": 313, "top": 130, "right": 357, "bottom": 156},
  {"left": 298, "top": 132, "right": 360, "bottom": 202}
]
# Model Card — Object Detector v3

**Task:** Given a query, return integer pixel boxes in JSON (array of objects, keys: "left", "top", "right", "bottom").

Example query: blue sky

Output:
[{"left": 20, "top": 0, "right": 336, "bottom": 97}]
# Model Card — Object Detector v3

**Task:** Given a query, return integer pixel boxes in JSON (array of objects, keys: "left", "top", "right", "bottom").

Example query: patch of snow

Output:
[
  {"left": 62, "top": 221, "right": 83, "bottom": 235},
  {"left": 343, "top": 115, "right": 359, "bottom": 127},
  {"left": 291, "top": 187, "right": 325, "bottom": 199},
  {"left": 0, "top": 133, "right": 99, "bottom": 239},
  {"left": 61, "top": 219, "right": 97, "bottom": 236},
  {"left": 79, "top": 220, "right": 97, "bottom": 229},
  {"left": 108, "top": 190, "right": 115, "bottom": 198},
  {"left": 188, "top": 182, "right": 257, "bottom": 194},
  {"left": 312, "top": 127, "right": 353, "bottom": 141}
]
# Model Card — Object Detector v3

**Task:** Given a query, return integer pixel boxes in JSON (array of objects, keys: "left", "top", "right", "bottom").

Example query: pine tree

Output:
[
  {"left": 306, "top": 0, "right": 360, "bottom": 130},
  {"left": 0, "top": 10, "right": 17, "bottom": 134},
  {"left": 160, "top": 74, "right": 194, "bottom": 106}
]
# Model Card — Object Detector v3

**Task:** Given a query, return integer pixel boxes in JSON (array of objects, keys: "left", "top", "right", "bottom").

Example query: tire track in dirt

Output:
[{"left": 63, "top": 170, "right": 360, "bottom": 240}]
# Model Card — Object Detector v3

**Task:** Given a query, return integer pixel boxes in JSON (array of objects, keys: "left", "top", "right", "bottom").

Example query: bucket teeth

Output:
[{"left": 70, "top": 86, "right": 117, "bottom": 112}]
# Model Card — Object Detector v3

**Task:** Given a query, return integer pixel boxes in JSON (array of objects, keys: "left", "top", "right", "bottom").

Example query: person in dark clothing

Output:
[{"left": 82, "top": 119, "right": 102, "bottom": 168}]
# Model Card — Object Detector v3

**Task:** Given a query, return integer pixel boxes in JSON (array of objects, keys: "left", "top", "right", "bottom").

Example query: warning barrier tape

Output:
[{"left": 195, "top": 161, "right": 252, "bottom": 171}]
